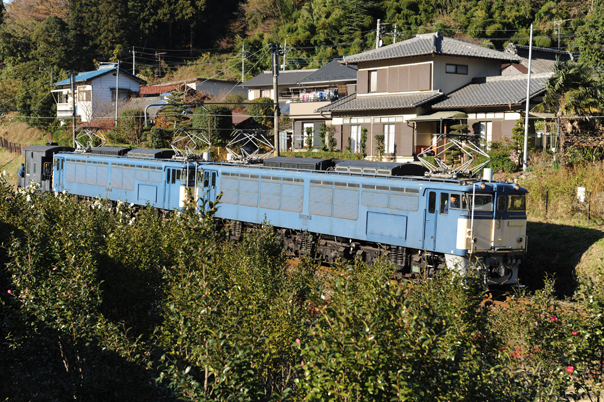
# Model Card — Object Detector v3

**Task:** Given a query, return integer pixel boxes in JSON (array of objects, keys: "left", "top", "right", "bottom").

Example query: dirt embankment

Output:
[
  {"left": 0, "top": 123, "right": 47, "bottom": 188},
  {"left": 0, "top": 123, "right": 46, "bottom": 145}
]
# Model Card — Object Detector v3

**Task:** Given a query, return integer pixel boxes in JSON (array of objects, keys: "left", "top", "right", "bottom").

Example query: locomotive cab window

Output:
[
  {"left": 43, "top": 162, "right": 52, "bottom": 178},
  {"left": 439, "top": 193, "right": 449, "bottom": 214},
  {"left": 508, "top": 194, "right": 526, "bottom": 212},
  {"left": 428, "top": 192, "right": 436, "bottom": 213},
  {"left": 450, "top": 193, "right": 463, "bottom": 209},
  {"left": 497, "top": 195, "right": 506, "bottom": 212}
]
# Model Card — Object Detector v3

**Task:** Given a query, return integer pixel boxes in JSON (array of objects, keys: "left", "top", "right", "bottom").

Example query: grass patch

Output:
[
  {"left": 0, "top": 122, "right": 46, "bottom": 145},
  {"left": 0, "top": 148, "right": 24, "bottom": 188}
]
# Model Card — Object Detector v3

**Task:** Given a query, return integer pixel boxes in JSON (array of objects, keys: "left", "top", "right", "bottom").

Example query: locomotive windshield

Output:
[
  {"left": 508, "top": 194, "right": 526, "bottom": 211},
  {"left": 467, "top": 194, "right": 493, "bottom": 212}
]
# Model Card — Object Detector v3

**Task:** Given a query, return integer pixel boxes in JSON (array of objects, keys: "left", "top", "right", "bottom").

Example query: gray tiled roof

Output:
[
  {"left": 241, "top": 69, "right": 317, "bottom": 88},
  {"left": 298, "top": 60, "right": 357, "bottom": 84},
  {"left": 504, "top": 43, "right": 573, "bottom": 74},
  {"left": 431, "top": 73, "right": 552, "bottom": 109},
  {"left": 316, "top": 91, "right": 443, "bottom": 112},
  {"left": 342, "top": 32, "right": 519, "bottom": 64}
]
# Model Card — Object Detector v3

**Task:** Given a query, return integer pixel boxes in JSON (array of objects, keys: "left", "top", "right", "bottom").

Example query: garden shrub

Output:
[{"left": 1, "top": 177, "right": 604, "bottom": 400}]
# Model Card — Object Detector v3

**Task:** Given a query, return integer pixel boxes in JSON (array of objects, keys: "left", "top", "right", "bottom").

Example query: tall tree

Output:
[
  {"left": 31, "top": 16, "right": 72, "bottom": 70},
  {"left": 575, "top": 0, "right": 604, "bottom": 83},
  {"left": 67, "top": 0, "right": 95, "bottom": 71},
  {"left": 92, "top": 0, "right": 130, "bottom": 60},
  {"left": 535, "top": 60, "right": 603, "bottom": 158}
]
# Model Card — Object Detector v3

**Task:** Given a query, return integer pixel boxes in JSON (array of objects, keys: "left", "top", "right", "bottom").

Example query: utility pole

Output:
[
  {"left": 70, "top": 71, "right": 76, "bottom": 147},
  {"left": 376, "top": 19, "right": 381, "bottom": 49},
  {"left": 523, "top": 24, "right": 533, "bottom": 171},
  {"left": 155, "top": 52, "right": 166, "bottom": 77},
  {"left": 272, "top": 43, "right": 280, "bottom": 157},
  {"left": 115, "top": 61, "right": 120, "bottom": 128},
  {"left": 281, "top": 39, "right": 288, "bottom": 70},
  {"left": 241, "top": 44, "right": 246, "bottom": 83},
  {"left": 554, "top": 20, "right": 562, "bottom": 50},
  {"left": 132, "top": 47, "right": 136, "bottom": 75}
]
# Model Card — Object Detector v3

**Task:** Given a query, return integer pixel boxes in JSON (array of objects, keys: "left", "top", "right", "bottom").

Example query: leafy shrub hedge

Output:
[{"left": 1, "top": 178, "right": 603, "bottom": 400}]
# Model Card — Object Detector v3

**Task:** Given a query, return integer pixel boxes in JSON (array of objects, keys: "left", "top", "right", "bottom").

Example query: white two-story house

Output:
[{"left": 52, "top": 64, "right": 146, "bottom": 124}]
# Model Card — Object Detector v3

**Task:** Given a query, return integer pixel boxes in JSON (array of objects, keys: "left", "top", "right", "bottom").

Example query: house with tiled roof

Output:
[
  {"left": 140, "top": 78, "right": 246, "bottom": 99},
  {"left": 241, "top": 61, "right": 358, "bottom": 150},
  {"left": 317, "top": 32, "right": 537, "bottom": 161},
  {"left": 429, "top": 72, "right": 552, "bottom": 147},
  {"left": 502, "top": 43, "right": 573, "bottom": 75},
  {"left": 52, "top": 63, "right": 146, "bottom": 123},
  {"left": 288, "top": 60, "right": 358, "bottom": 150},
  {"left": 241, "top": 69, "right": 318, "bottom": 104}
]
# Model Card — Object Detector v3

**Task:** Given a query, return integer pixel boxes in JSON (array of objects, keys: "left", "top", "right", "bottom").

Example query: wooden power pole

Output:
[{"left": 272, "top": 43, "right": 280, "bottom": 157}]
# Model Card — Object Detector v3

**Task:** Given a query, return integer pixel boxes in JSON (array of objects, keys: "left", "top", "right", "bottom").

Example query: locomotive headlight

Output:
[
  {"left": 514, "top": 184, "right": 520, "bottom": 191},
  {"left": 480, "top": 183, "right": 486, "bottom": 190},
  {"left": 517, "top": 236, "right": 523, "bottom": 243}
]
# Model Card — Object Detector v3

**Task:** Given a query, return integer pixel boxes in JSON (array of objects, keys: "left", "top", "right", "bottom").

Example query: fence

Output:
[{"left": 0, "top": 136, "right": 23, "bottom": 154}]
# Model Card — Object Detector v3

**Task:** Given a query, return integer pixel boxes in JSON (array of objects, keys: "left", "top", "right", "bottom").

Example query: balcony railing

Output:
[{"left": 290, "top": 89, "right": 339, "bottom": 103}]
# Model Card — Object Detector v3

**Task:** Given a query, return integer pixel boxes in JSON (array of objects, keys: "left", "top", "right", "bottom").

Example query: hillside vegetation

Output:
[
  {"left": 2, "top": 165, "right": 604, "bottom": 400},
  {"left": 0, "top": 0, "right": 603, "bottom": 130}
]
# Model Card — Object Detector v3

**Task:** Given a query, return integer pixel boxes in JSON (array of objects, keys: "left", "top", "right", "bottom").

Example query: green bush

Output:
[
  {"left": 489, "top": 138, "right": 519, "bottom": 173},
  {"left": 149, "top": 126, "right": 169, "bottom": 149},
  {"left": 1, "top": 176, "right": 604, "bottom": 400}
]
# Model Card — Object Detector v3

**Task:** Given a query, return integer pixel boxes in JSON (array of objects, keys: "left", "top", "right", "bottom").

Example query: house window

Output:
[
  {"left": 369, "top": 70, "right": 378, "bottom": 92},
  {"left": 446, "top": 64, "right": 468, "bottom": 75},
  {"left": 78, "top": 90, "right": 91, "bottom": 102},
  {"left": 478, "top": 121, "right": 493, "bottom": 150},
  {"left": 384, "top": 124, "right": 395, "bottom": 154},
  {"left": 350, "top": 125, "right": 361, "bottom": 153},
  {"left": 303, "top": 123, "right": 314, "bottom": 148},
  {"left": 110, "top": 89, "right": 129, "bottom": 101},
  {"left": 260, "top": 89, "right": 272, "bottom": 98}
]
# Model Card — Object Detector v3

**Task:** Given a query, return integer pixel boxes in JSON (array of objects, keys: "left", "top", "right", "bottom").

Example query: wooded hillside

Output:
[{"left": 0, "top": 0, "right": 602, "bottom": 126}]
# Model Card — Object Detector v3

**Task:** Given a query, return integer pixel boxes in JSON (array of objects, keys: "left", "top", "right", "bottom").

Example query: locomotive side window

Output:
[
  {"left": 203, "top": 172, "right": 209, "bottom": 187},
  {"left": 497, "top": 195, "right": 506, "bottom": 212},
  {"left": 439, "top": 193, "right": 449, "bottom": 214},
  {"left": 450, "top": 193, "right": 463, "bottom": 209},
  {"left": 211, "top": 172, "right": 216, "bottom": 187},
  {"left": 428, "top": 191, "right": 436, "bottom": 213},
  {"left": 508, "top": 195, "right": 526, "bottom": 211}
]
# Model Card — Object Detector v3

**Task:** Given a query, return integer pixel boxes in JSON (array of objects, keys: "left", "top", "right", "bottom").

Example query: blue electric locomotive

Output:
[{"left": 20, "top": 144, "right": 528, "bottom": 285}]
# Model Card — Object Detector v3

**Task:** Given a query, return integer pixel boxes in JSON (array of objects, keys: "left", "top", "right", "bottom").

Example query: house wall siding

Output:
[
  {"left": 85, "top": 73, "right": 140, "bottom": 121},
  {"left": 432, "top": 56, "right": 501, "bottom": 94}
]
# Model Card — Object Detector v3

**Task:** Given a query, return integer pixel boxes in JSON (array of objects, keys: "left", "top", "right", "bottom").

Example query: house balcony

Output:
[
  {"left": 289, "top": 100, "right": 332, "bottom": 119},
  {"left": 290, "top": 89, "right": 339, "bottom": 103},
  {"left": 56, "top": 103, "right": 74, "bottom": 119}
]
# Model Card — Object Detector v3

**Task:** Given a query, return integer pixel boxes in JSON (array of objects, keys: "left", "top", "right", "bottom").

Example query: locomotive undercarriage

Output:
[
  {"left": 219, "top": 218, "right": 449, "bottom": 278},
  {"left": 67, "top": 196, "right": 520, "bottom": 284}
]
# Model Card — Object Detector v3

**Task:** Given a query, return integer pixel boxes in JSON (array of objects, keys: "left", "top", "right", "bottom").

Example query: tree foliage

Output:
[
  {"left": 247, "top": 97, "right": 274, "bottom": 127},
  {"left": 191, "top": 105, "right": 233, "bottom": 146},
  {"left": 2, "top": 177, "right": 604, "bottom": 399}
]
